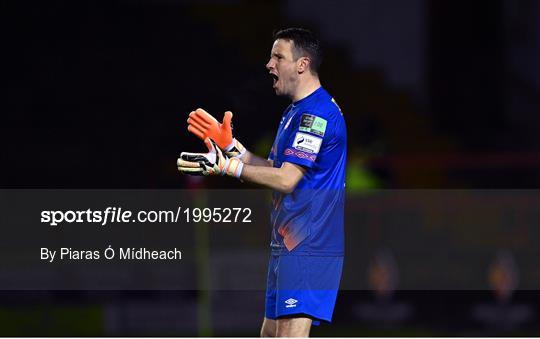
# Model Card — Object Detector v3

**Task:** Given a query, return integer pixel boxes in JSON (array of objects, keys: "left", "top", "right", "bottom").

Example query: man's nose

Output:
[{"left": 266, "top": 59, "right": 274, "bottom": 70}]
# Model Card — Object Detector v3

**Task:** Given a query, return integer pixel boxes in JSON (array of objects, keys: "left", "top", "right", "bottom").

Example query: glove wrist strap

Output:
[
  {"left": 223, "top": 157, "right": 244, "bottom": 178},
  {"left": 225, "top": 138, "right": 246, "bottom": 159}
]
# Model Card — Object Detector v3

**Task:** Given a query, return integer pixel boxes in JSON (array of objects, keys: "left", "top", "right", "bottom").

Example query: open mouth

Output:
[{"left": 270, "top": 73, "right": 279, "bottom": 86}]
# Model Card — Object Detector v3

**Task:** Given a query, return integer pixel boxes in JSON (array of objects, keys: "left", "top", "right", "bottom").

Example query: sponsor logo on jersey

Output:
[
  {"left": 285, "top": 298, "right": 298, "bottom": 308},
  {"left": 293, "top": 132, "right": 322, "bottom": 154},
  {"left": 299, "top": 114, "right": 327, "bottom": 136}
]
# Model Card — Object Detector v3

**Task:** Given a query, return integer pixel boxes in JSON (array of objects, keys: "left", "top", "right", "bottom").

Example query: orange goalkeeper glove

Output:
[
  {"left": 177, "top": 138, "right": 244, "bottom": 178},
  {"left": 187, "top": 108, "right": 246, "bottom": 158}
]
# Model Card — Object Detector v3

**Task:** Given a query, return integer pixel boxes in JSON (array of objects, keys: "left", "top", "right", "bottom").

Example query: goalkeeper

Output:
[{"left": 178, "top": 28, "right": 346, "bottom": 337}]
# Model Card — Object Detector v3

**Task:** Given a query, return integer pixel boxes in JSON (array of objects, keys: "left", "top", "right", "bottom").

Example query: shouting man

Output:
[{"left": 178, "top": 28, "right": 347, "bottom": 337}]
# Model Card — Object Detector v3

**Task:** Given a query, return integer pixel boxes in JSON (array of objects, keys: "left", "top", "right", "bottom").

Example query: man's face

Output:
[{"left": 265, "top": 39, "right": 299, "bottom": 98}]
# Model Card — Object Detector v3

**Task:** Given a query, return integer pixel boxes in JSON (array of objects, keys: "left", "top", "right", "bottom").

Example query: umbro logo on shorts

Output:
[{"left": 285, "top": 298, "right": 298, "bottom": 308}]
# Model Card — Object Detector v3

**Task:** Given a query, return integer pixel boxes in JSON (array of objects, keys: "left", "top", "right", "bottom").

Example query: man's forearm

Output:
[
  {"left": 241, "top": 151, "right": 272, "bottom": 167},
  {"left": 240, "top": 164, "right": 292, "bottom": 193},
  {"left": 240, "top": 162, "right": 305, "bottom": 194}
]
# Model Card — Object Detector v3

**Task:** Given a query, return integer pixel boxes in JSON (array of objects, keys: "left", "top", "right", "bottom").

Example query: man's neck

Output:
[{"left": 292, "top": 76, "right": 321, "bottom": 102}]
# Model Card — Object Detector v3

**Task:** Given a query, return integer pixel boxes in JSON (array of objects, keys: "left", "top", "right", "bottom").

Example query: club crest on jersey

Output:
[{"left": 293, "top": 132, "right": 322, "bottom": 154}]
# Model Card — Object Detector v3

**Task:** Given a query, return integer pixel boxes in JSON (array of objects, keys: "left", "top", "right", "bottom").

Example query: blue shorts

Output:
[{"left": 264, "top": 254, "right": 343, "bottom": 325}]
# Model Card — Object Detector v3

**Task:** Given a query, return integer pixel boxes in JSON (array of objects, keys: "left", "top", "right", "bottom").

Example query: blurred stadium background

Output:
[{"left": 2, "top": 0, "right": 540, "bottom": 336}]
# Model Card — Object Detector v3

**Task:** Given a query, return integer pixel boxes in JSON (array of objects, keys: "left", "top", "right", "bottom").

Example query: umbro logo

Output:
[{"left": 285, "top": 298, "right": 298, "bottom": 308}]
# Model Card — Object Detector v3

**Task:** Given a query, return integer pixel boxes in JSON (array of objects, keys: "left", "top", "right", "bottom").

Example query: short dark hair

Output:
[{"left": 273, "top": 27, "right": 322, "bottom": 74}]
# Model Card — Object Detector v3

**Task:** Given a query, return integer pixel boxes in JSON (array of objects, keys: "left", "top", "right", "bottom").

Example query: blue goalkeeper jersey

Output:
[{"left": 268, "top": 87, "right": 347, "bottom": 256}]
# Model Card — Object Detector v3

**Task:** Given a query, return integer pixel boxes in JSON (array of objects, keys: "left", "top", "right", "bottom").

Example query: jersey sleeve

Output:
[
  {"left": 268, "top": 134, "right": 278, "bottom": 161},
  {"left": 268, "top": 145, "right": 275, "bottom": 161},
  {"left": 281, "top": 112, "right": 331, "bottom": 169}
]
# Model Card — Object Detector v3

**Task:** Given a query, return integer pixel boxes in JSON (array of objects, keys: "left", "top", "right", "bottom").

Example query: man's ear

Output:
[{"left": 297, "top": 57, "right": 311, "bottom": 74}]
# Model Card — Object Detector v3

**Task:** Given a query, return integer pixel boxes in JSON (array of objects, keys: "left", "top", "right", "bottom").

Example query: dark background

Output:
[{"left": 1, "top": 0, "right": 540, "bottom": 336}]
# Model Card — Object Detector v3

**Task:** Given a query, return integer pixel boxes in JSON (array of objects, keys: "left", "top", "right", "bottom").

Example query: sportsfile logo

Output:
[{"left": 285, "top": 298, "right": 298, "bottom": 308}]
